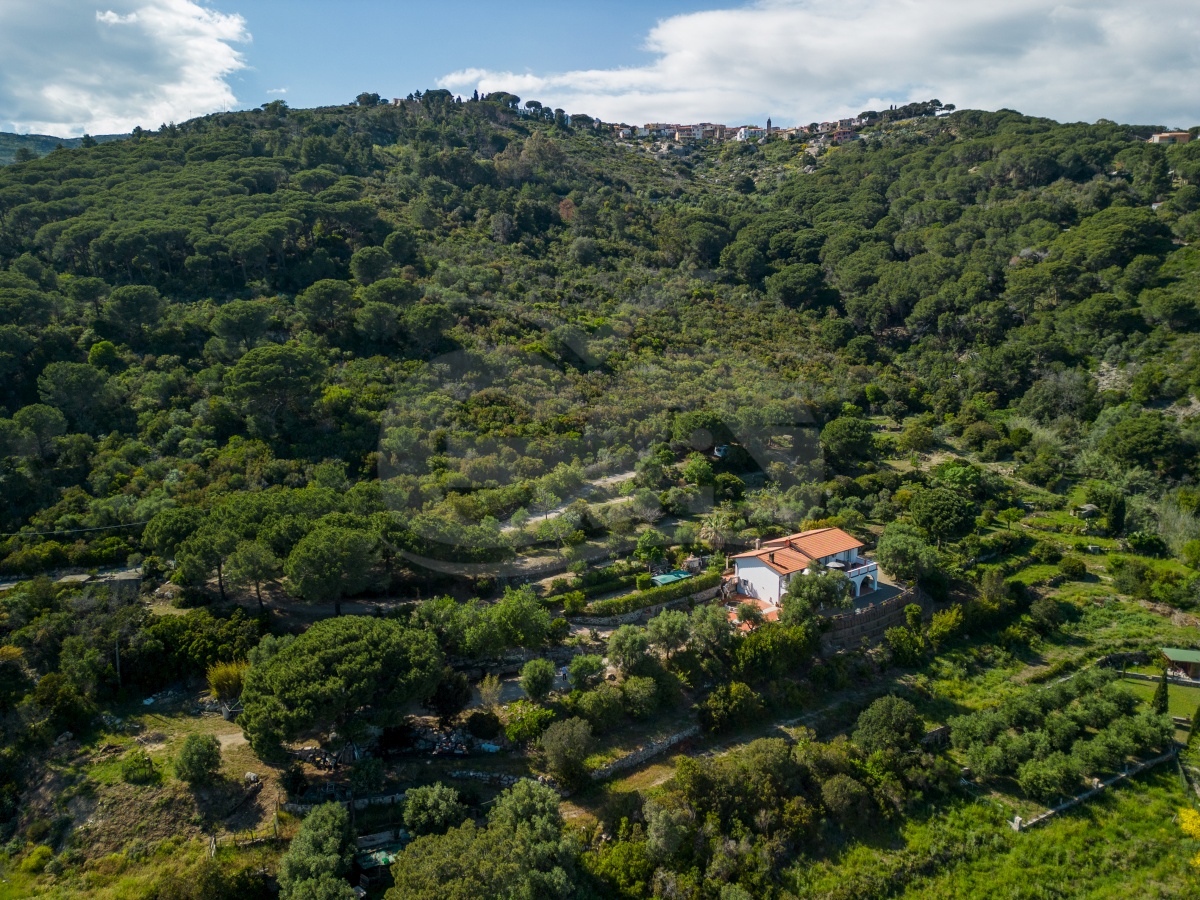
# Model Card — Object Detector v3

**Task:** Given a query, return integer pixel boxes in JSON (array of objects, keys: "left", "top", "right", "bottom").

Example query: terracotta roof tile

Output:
[{"left": 734, "top": 527, "right": 863, "bottom": 575}]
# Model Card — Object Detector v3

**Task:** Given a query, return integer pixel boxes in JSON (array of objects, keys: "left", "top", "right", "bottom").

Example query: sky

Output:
[{"left": 0, "top": 0, "right": 1197, "bottom": 137}]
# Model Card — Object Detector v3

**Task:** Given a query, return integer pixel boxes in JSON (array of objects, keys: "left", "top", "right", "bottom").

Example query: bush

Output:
[
  {"left": 607, "top": 625, "right": 650, "bottom": 673},
  {"left": 465, "top": 709, "right": 501, "bottom": 739},
  {"left": 621, "top": 676, "right": 659, "bottom": 719},
  {"left": 403, "top": 782, "right": 468, "bottom": 836},
  {"left": 1029, "top": 595, "right": 1063, "bottom": 632},
  {"left": 349, "top": 758, "right": 384, "bottom": 795},
  {"left": 561, "top": 591, "right": 587, "bottom": 615},
  {"left": 1127, "top": 531, "right": 1168, "bottom": 557},
  {"left": 540, "top": 717, "right": 594, "bottom": 787},
  {"left": 578, "top": 683, "right": 625, "bottom": 733},
  {"left": 636, "top": 573, "right": 652, "bottom": 591},
  {"left": 1017, "top": 752, "right": 1079, "bottom": 803},
  {"left": 1030, "top": 541, "right": 1062, "bottom": 564},
  {"left": 520, "top": 658, "right": 556, "bottom": 703},
  {"left": 174, "top": 733, "right": 221, "bottom": 784},
  {"left": 121, "top": 749, "right": 157, "bottom": 784},
  {"left": 504, "top": 700, "right": 556, "bottom": 743},
  {"left": 282, "top": 762, "right": 307, "bottom": 798},
  {"left": 19, "top": 845, "right": 53, "bottom": 874},
  {"left": 1058, "top": 556, "right": 1086, "bottom": 580},
  {"left": 586, "top": 571, "right": 720, "bottom": 617},
  {"left": 567, "top": 654, "right": 605, "bottom": 691},
  {"left": 820, "top": 774, "right": 873, "bottom": 825},
  {"left": 697, "top": 682, "right": 762, "bottom": 733},
  {"left": 207, "top": 659, "right": 248, "bottom": 702},
  {"left": 853, "top": 696, "right": 923, "bottom": 757}
]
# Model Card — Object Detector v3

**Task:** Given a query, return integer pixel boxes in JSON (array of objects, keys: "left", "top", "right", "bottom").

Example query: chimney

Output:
[
  {"left": 755, "top": 538, "right": 761, "bottom": 550},
  {"left": 769, "top": 552, "right": 775, "bottom": 564}
]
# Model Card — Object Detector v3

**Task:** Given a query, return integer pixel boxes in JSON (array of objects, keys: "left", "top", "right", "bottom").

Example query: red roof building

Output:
[{"left": 731, "top": 527, "right": 878, "bottom": 606}]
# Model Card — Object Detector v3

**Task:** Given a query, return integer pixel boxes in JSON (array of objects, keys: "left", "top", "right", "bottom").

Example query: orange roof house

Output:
[{"left": 730, "top": 527, "right": 878, "bottom": 607}]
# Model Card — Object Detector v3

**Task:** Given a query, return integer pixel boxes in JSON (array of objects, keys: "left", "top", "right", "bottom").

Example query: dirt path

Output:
[{"left": 502, "top": 470, "right": 636, "bottom": 533}]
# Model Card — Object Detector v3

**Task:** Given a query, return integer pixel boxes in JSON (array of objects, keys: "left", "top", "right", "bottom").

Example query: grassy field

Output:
[
  {"left": 897, "top": 769, "right": 1197, "bottom": 899},
  {"left": 787, "top": 768, "right": 1197, "bottom": 899}
]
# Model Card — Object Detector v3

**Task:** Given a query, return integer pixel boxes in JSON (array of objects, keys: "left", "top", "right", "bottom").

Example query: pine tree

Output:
[{"left": 1153, "top": 668, "right": 1170, "bottom": 715}]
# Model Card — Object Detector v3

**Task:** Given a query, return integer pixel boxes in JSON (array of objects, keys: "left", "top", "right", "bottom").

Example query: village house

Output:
[
  {"left": 730, "top": 526, "right": 879, "bottom": 613},
  {"left": 1149, "top": 131, "right": 1191, "bottom": 145}
]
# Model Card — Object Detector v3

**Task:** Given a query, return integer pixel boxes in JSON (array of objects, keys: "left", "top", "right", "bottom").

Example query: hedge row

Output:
[{"left": 584, "top": 571, "right": 722, "bottom": 617}]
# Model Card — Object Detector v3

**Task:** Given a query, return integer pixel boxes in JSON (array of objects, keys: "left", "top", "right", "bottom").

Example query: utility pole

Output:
[{"left": 115, "top": 636, "right": 121, "bottom": 688}]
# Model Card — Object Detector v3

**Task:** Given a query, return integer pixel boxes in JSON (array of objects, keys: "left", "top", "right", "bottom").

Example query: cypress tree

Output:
[
  {"left": 1153, "top": 668, "right": 1170, "bottom": 715},
  {"left": 1106, "top": 493, "right": 1126, "bottom": 537}
]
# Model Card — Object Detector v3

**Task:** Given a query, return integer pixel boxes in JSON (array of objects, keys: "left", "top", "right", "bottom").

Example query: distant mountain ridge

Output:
[{"left": 0, "top": 131, "right": 128, "bottom": 165}]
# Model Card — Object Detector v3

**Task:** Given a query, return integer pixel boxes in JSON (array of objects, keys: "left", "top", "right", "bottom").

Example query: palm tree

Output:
[{"left": 700, "top": 505, "right": 738, "bottom": 553}]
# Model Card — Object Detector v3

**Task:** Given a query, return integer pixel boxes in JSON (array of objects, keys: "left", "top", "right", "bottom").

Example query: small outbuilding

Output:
[
  {"left": 1073, "top": 503, "right": 1100, "bottom": 519},
  {"left": 1162, "top": 648, "right": 1200, "bottom": 679}
]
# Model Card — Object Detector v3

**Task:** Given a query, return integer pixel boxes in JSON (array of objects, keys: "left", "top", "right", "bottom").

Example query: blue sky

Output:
[
  {"left": 0, "top": 0, "right": 1198, "bottom": 136},
  {"left": 203, "top": 0, "right": 726, "bottom": 110}
]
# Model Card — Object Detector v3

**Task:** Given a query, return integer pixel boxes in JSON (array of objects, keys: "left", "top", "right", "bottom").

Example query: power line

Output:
[{"left": 0, "top": 520, "right": 150, "bottom": 539}]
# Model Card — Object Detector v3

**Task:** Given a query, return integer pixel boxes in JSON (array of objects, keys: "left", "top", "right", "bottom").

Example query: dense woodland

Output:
[{"left": 1, "top": 92, "right": 1200, "bottom": 898}]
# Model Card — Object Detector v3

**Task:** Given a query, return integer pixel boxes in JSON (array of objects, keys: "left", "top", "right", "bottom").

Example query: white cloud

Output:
[
  {"left": 439, "top": 0, "right": 1200, "bottom": 128},
  {"left": 266, "top": 87, "right": 288, "bottom": 95},
  {"left": 0, "top": 0, "right": 249, "bottom": 136}
]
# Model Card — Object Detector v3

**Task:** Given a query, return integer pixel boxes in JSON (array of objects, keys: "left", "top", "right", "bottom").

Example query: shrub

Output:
[
  {"left": 697, "top": 682, "right": 762, "bottom": 733},
  {"left": 121, "top": 749, "right": 157, "bottom": 784},
  {"left": 465, "top": 709, "right": 501, "bottom": 739},
  {"left": 607, "top": 625, "right": 650, "bottom": 673},
  {"left": 561, "top": 591, "right": 587, "bottom": 615},
  {"left": 403, "top": 782, "right": 468, "bottom": 836},
  {"left": 636, "top": 573, "right": 653, "bottom": 591},
  {"left": 1058, "top": 556, "right": 1086, "bottom": 580},
  {"left": 540, "top": 717, "right": 594, "bottom": 787},
  {"left": 1030, "top": 595, "right": 1063, "bottom": 632},
  {"left": 349, "top": 758, "right": 384, "bottom": 795},
  {"left": 1030, "top": 541, "right": 1062, "bottom": 564},
  {"left": 520, "top": 658, "right": 556, "bottom": 703},
  {"left": 1017, "top": 752, "right": 1079, "bottom": 803},
  {"left": 277, "top": 802, "right": 352, "bottom": 900},
  {"left": 504, "top": 700, "right": 556, "bottom": 743},
  {"left": 586, "top": 572, "right": 721, "bottom": 618},
  {"left": 853, "top": 696, "right": 923, "bottom": 757},
  {"left": 282, "top": 762, "right": 307, "bottom": 798},
  {"left": 568, "top": 654, "right": 605, "bottom": 691},
  {"left": 174, "top": 733, "right": 221, "bottom": 784},
  {"left": 20, "top": 845, "right": 54, "bottom": 874},
  {"left": 578, "top": 683, "right": 625, "bottom": 733},
  {"left": 1127, "top": 531, "right": 1168, "bottom": 557},
  {"left": 621, "top": 676, "right": 659, "bottom": 719},
  {"left": 820, "top": 774, "right": 873, "bottom": 825},
  {"left": 207, "top": 659, "right": 248, "bottom": 702}
]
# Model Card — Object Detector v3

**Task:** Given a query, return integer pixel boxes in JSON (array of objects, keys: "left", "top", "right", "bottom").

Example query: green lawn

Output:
[{"left": 1122, "top": 677, "right": 1200, "bottom": 740}]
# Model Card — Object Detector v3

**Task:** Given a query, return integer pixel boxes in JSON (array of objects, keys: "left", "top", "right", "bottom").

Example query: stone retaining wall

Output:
[
  {"left": 820, "top": 588, "right": 919, "bottom": 652},
  {"left": 591, "top": 725, "right": 701, "bottom": 781},
  {"left": 1010, "top": 747, "right": 1177, "bottom": 831},
  {"left": 281, "top": 790, "right": 407, "bottom": 816}
]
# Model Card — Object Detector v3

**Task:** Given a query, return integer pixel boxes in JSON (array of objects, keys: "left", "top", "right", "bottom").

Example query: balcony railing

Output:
[{"left": 846, "top": 562, "right": 877, "bottom": 579}]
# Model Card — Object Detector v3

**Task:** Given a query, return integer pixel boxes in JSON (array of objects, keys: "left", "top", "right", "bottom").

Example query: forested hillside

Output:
[
  {"left": 0, "top": 133, "right": 127, "bottom": 167},
  {"left": 2, "top": 98, "right": 1197, "bottom": 573},
  {"left": 2, "top": 92, "right": 1200, "bottom": 898}
]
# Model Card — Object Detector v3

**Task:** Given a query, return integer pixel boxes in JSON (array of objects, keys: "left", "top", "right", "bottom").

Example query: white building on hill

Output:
[{"left": 731, "top": 527, "right": 878, "bottom": 607}]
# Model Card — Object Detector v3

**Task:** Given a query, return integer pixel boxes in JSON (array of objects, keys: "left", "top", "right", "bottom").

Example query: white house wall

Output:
[{"left": 735, "top": 557, "right": 783, "bottom": 604}]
